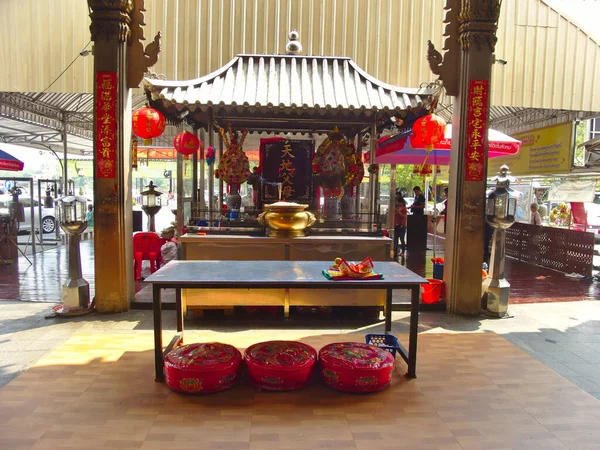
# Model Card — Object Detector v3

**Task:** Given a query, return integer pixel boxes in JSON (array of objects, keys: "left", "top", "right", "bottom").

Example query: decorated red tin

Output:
[
  {"left": 244, "top": 340, "right": 317, "bottom": 391},
  {"left": 164, "top": 342, "right": 242, "bottom": 394},
  {"left": 319, "top": 342, "right": 395, "bottom": 393}
]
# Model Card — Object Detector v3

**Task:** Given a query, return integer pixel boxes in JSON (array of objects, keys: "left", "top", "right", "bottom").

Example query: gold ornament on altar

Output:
[
  {"left": 258, "top": 201, "right": 316, "bottom": 238},
  {"left": 312, "top": 127, "right": 358, "bottom": 198},
  {"left": 215, "top": 124, "right": 250, "bottom": 186}
]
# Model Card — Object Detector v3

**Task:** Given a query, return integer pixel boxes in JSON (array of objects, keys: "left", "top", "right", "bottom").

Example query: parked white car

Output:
[{"left": 0, "top": 197, "right": 56, "bottom": 233}]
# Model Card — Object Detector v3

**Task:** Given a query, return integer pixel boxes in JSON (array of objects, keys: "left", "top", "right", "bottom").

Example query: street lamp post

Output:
[
  {"left": 141, "top": 181, "right": 163, "bottom": 232},
  {"left": 482, "top": 165, "right": 518, "bottom": 317},
  {"left": 56, "top": 195, "right": 91, "bottom": 314}
]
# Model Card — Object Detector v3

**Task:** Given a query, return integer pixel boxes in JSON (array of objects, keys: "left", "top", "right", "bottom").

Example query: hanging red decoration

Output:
[
  {"left": 410, "top": 114, "right": 446, "bottom": 152},
  {"left": 173, "top": 131, "right": 200, "bottom": 159},
  {"left": 132, "top": 107, "right": 166, "bottom": 145}
]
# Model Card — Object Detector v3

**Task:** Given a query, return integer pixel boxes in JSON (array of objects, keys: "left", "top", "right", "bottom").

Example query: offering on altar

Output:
[
  {"left": 324, "top": 257, "right": 382, "bottom": 280},
  {"left": 258, "top": 201, "right": 316, "bottom": 237}
]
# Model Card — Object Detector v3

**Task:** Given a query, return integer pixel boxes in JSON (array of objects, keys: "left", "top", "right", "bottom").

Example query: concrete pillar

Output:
[
  {"left": 88, "top": 0, "right": 135, "bottom": 312},
  {"left": 444, "top": 1, "right": 502, "bottom": 315}
]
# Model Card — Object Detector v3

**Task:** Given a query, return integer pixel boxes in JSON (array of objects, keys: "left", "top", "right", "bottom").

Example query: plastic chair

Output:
[
  {"left": 570, "top": 202, "right": 588, "bottom": 232},
  {"left": 133, "top": 232, "right": 164, "bottom": 281}
]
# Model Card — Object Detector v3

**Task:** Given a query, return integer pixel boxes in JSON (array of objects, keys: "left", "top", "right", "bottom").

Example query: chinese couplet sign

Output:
[
  {"left": 95, "top": 72, "right": 118, "bottom": 178},
  {"left": 260, "top": 138, "right": 314, "bottom": 203},
  {"left": 465, "top": 79, "right": 489, "bottom": 181}
]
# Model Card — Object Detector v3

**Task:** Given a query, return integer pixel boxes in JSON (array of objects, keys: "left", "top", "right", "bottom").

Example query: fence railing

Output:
[{"left": 505, "top": 222, "right": 595, "bottom": 277}]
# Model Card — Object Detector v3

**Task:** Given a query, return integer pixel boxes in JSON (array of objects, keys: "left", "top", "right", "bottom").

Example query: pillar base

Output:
[
  {"left": 481, "top": 277, "right": 510, "bottom": 317},
  {"left": 62, "top": 278, "right": 90, "bottom": 310}
]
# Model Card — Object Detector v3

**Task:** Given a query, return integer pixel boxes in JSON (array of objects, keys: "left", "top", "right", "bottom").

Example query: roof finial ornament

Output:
[{"left": 286, "top": 30, "right": 302, "bottom": 55}]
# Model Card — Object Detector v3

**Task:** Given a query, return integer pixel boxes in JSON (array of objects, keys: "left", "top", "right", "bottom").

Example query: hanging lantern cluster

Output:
[
  {"left": 412, "top": 164, "right": 441, "bottom": 176},
  {"left": 132, "top": 106, "right": 166, "bottom": 145},
  {"left": 410, "top": 113, "right": 446, "bottom": 152},
  {"left": 173, "top": 131, "right": 201, "bottom": 159}
]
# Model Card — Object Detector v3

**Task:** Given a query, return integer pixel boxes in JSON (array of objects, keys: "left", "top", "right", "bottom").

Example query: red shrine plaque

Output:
[
  {"left": 95, "top": 72, "right": 118, "bottom": 178},
  {"left": 465, "top": 79, "right": 489, "bottom": 182}
]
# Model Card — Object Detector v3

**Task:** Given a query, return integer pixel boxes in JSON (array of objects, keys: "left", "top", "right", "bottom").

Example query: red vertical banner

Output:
[
  {"left": 465, "top": 79, "right": 489, "bottom": 181},
  {"left": 95, "top": 72, "right": 118, "bottom": 178}
]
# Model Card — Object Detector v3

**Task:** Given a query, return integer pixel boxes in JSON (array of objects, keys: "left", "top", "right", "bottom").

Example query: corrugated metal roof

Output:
[
  {"left": 144, "top": 54, "right": 434, "bottom": 130},
  {"left": 0, "top": 92, "right": 147, "bottom": 154}
]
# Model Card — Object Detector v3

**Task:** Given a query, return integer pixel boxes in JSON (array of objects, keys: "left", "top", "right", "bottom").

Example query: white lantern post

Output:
[{"left": 482, "top": 165, "right": 518, "bottom": 317}]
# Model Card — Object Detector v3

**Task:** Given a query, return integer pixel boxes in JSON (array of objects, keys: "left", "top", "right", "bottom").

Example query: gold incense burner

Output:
[{"left": 258, "top": 201, "right": 316, "bottom": 237}]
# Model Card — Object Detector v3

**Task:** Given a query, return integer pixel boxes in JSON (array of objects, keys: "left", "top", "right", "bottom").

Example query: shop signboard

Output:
[
  {"left": 548, "top": 180, "right": 596, "bottom": 202},
  {"left": 487, "top": 122, "right": 573, "bottom": 176}
]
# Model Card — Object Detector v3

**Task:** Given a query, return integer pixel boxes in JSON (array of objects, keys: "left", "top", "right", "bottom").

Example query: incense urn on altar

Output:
[{"left": 258, "top": 201, "right": 316, "bottom": 237}]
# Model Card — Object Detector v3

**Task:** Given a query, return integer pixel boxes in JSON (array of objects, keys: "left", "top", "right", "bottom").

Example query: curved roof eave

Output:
[{"left": 143, "top": 54, "right": 435, "bottom": 122}]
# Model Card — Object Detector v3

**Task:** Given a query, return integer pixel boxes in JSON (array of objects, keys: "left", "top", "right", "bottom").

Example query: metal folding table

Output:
[{"left": 145, "top": 260, "right": 426, "bottom": 381}]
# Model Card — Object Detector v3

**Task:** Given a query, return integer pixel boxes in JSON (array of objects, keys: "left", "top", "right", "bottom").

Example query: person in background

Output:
[
  {"left": 86, "top": 204, "right": 94, "bottom": 228},
  {"left": 530, "top": 203, "right": 542, "bottom": 225},
  {"left": 410, "top": 186, "right": 426, "bottom": 215},
  {"left": 441, "top": 187, "right": 449, "bottom": 233},
  {"left": 393, "top": 190, "right": 408, "bottom": 259}
]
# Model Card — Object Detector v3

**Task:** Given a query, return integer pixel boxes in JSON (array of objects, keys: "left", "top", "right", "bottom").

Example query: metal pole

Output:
[
  {"left": 208, "top": 110, "right": 215, "bottom": 225},
  {"left": 355, "top": 133, "right": 363, "bottom": 224},
  {"left": 62, "top": 113, "right": 68, "bottom": 197},
  {"left": 199, "top": 128, "right": 206, "bottom": 216},
  {"left": 29, "top": 178, "right": 35, "bottom": 253},
  {"left": 369, "top": 115, "right": 378, "bottom": 226},
  {"left": 432, "top": 167, "right": 438, "bottom": 258},
  {"left": 191, "top": 129, "right": 199, "bottom": 217},
  {"left": 176, "top": 126, "right": 184, "bottom": 229},
  {"left": 218, "top": 134, "right": 224, "bottom": 216}
]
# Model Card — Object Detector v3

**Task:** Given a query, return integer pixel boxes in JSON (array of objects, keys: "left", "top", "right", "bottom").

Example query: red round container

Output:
[
  {"left": 244, "top": 341, "right": 317, "bottom": 391},
  {"left": 319, "top": 342, "right": 395, "bottom": 393},
  {"left": 164, "top": 342, "right": 242, "bottom": 394},
  {"left": 421, "top": 279, "right": 444, "bottom": 304}
]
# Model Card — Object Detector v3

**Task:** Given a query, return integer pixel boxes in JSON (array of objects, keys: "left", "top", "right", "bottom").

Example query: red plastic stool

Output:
[
  {"left": 164, "top": 342, "right": 242, "bottom": 394},
  {"left": 319, "top": 342, "right": 395, "bottom": 393},
  {"left": 244, "top": 341, "right": 317, "bottom": 391}
]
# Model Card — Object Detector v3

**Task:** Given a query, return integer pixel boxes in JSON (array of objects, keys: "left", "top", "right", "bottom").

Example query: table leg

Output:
[
  {"left": 176, "top": 288, "right": 183, "bottom": 334},
  {"left": 407, "top": 285, "right": 420, "bottom": 378},
  {"left": 385, "top": 288, "right": 392, "bottom": 332},
  {"left": 153, "top": 284, "right": 164, "bottom": 382}
]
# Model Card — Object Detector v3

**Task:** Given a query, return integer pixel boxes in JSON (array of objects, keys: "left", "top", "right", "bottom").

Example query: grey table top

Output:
[{"left": 144, "top": 260, "right": 427, "bottom": 288}]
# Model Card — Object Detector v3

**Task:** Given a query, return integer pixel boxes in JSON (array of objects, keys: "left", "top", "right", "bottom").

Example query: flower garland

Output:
[
  {"left": 344, "top": 142, "right": 364, "bottom": 197},
  {"left": 214, "top": 124, "right": 250, "bottom": 188},
  {"left": 549, "top": 202, "right": 572, "bottom": 227}
]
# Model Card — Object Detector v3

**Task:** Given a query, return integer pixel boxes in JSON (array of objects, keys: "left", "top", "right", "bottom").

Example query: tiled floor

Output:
[
  {"left": 1, "top": 332, "right": 600, "bottom": 450},
  {"left": 1, "top": 236, "right": 600, "bottom": 449}
]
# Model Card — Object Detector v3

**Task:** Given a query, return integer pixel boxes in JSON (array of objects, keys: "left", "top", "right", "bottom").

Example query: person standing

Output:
[
  {"left": 86, "top": 204, "right": 94, "bottom": 228},
  {"left": 410, "top": 186, "right": 426, "bottom": 215},
  {"left": 393, "top": 191, "right": 408, "bottom": 259},
  {"left": 530, "top": 203, "right": 542, "bottom": 225}
]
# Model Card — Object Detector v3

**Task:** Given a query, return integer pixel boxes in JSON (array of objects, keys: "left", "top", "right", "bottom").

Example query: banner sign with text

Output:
[
  {"left": 465, "top": 79, "right": 489, "bottom": 181},
  {"left": 260, "top": 138, "right": 314, "bottom": 203},
  {"left": 95, "top": 72, "right": 118, "bottom": 178},
  {"left": 488, "top": 122, "right": 573, "bottom": 176}
]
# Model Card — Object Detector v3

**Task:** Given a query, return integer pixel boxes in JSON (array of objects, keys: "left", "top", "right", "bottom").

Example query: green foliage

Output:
[{"left": 378, "top": 165, "right": 423, "bottom": 197}]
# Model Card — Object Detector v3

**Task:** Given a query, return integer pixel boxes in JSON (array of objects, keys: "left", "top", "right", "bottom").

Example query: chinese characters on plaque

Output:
[
  {"left": 95, "top": 72, "right": 118, "bottom": 178},
  {"left": 465, "top": 80, "right": 489, "bottom": 182},
  {"left": 260, "top": 138, "right": 314, "bottom": 204}
]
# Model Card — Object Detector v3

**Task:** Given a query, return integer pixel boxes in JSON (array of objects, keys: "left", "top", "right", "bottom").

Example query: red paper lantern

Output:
[
  {"left": 173, "top": 131, "right": 200, "bottom": 158},
  {"left": 411, "top": 114, "right": 446, "bottom": 152},
  {"left": 132, "top": 107, "right": 166, "bottom": 145}
]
